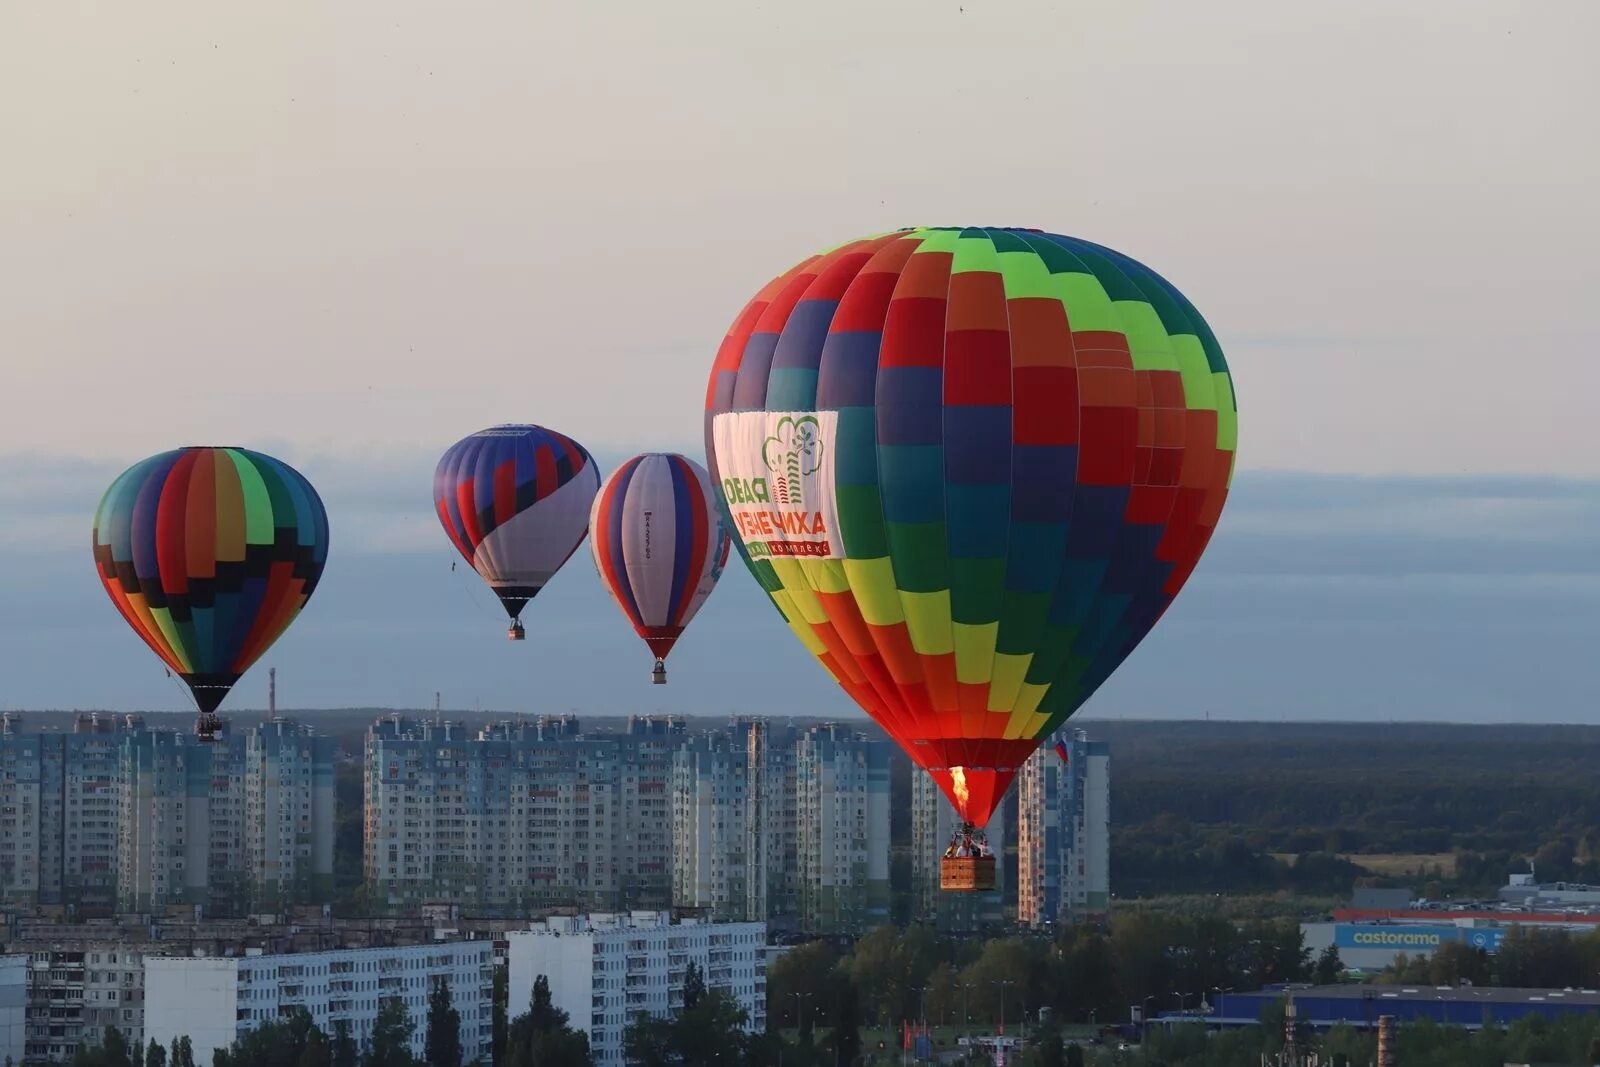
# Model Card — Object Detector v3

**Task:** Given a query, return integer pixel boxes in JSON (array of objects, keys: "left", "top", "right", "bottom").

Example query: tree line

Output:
[{"left": 767, "top": 916, "right": 1312, "bottom": 1036}]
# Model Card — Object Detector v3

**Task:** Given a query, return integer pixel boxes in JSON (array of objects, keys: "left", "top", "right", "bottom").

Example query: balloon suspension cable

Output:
[
  {"left": 942, "top": 822, "right": 993, "bottom": 860},
  {"left": 450, "top": 557, "right": 502, "bottom": 621},
  {"left": 651, "top": 659, "right": 667, "bottom": 685}
]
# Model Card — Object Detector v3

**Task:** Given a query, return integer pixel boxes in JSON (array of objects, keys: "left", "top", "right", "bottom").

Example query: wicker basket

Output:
[{"left": 939, "top": 855, "right": 996, "bottom": 892}]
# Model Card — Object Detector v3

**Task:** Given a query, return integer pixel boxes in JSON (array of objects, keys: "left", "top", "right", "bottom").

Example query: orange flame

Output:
[{"left": 950, "top": 766, "right": 969, "bottom": 818}]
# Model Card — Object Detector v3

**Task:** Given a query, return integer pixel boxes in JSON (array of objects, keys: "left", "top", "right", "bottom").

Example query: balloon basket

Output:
[
  {"left": 195, "top": 713, "right": 221, "bottom": 744},
  {"left": 651, "top": 659, "right": 667, "bottom": 685},
  {"left": 940, "top": 823, "right": 995, "bottom": 892},
  {"left": 940, "top": 855, "right": 996, "bottom": 892},
  {"left": 507, "top": 620, "right": 526, "bottom": 641}
]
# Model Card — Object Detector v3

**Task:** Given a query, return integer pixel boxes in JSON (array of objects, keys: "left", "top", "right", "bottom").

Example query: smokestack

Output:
[
  {"left": 268, "top": 667, "right": 276, "bottom": 721},
  {"left": 1377, "top": 1015, "right": 1395, "bottom": 1067}
]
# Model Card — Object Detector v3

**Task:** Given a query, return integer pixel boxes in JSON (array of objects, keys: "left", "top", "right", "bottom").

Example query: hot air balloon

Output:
[
  {"left": 705, "top": 227, "right": 1236, "bottom": 890},
  {"left": 590, "top": 453, "right": 732, "bottom": 684},
  {"left": 91, "top": 447, "right": 330, "bottom": 741},
  {"left": 434, "top": 424, "right": 601, "bottom": 640}
]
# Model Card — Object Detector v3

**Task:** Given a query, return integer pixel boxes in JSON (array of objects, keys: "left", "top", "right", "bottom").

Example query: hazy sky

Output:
[{"left": 3, "top": 1, "right": 1597, "bottom": 721}]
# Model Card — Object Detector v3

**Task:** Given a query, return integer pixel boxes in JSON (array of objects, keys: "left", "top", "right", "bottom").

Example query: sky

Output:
[{"left": 2, "top": 0, "right": 1597, "bottom": 721}]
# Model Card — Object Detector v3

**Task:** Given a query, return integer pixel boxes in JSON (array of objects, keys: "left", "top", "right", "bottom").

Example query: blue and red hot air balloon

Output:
[
  {"left": 591, "top": 453, "right": 731, "bottom": 683},
  {"left": 434, "top": 425, "right": 601, "bottom": 640}
]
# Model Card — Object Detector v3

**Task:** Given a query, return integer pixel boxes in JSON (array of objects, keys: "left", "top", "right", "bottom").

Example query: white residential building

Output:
[
  {"left": 144, "top": 940, "right": 495, "bottom": 1067},
  {"left": 22, "top": 945, "right": 147, "bottom": 1065},
  {"left": 0, "top": 956, "right": 27, "bottom": 1067},
  {"left": 910, "top": 770, "right": 1007, "bottom": 931},
  {"left": 1017, "top": 729, "right": 1110, "bottom": 926},
  {"left": 506, "top": 912, "right": 766, "bottom": 1067}
]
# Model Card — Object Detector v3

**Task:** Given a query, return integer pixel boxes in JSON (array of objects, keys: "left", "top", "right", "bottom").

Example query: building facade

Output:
[
  {"left": 1016, "top": 729, "right": 1110, "bottom": 926},
  {"left": 144, "top": 940, "right": 495, "bottom": 1067},
  {"left": 22, "top": 945, "right": 146, "bottom": 1065},
  {"left": 794, "top": 726, "right": 891, "bottom": 934},
  {"left": 910, "top": 769, "right": 1006, "bottom": 931},
  {"left": 506, "top": 913, "right": 766, "bottom": 1067},
  {"left": 1, "top": 716, "right": 332, "bottom": 915},
  {"left": 365, "top": 716, "right": 684, "bottom": 911},
  {"left": 670, "top": 720, "right": 795, "bottom": 923}
]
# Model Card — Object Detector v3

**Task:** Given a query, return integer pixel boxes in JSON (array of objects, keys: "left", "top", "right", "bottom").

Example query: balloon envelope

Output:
[
  {"left": 705, "top": 227, "right": 1236, "bottom": 826},
  {"left": 434, "top": 424, "right": 601, "bottom": 621},
  {"left": 92, "top": 446, "right": 329, "bottom": 725},
  {"left": 590, "top": 452, "right": 731, "bottom": 668}
]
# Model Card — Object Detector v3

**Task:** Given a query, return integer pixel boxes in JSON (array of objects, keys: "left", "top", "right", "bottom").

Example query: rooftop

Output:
[{"left": 1249, "top": 984, "right": 1600, "bottom": 1007}]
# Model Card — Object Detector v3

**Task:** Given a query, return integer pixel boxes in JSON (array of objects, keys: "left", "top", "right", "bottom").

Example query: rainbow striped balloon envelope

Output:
[
  {"left": 92, "top": 447, "right": 329, "bottom": 738},
  {"left": 705, "top": 227, "right": 1237, "bottom": 827}
]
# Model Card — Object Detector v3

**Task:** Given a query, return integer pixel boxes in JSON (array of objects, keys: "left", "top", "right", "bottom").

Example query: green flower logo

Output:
[{"left": 761, "top": 415, "right": 824, "bottom": 505}]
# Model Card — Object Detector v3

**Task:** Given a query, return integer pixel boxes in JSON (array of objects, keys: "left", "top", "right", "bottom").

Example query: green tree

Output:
[
  {"left": 1039, "top": 1029, "right": 1066, "bottom": 1067},
  {"left": 330, "top": 1022, "right": 359, "bottom": 1067},
  {"left": 147, "top": 1040, "right": 167, "bottom": 1067},
  {"left": 172, "top": 1037, "right": 195, "bottom": 1067},
  {"left": 506, "top": 975, "right": 590, "bottom": 1067},
  {"left": 367, "top": 997, "right": 417, "bottom": 1067},
  {"left": 833, "top": 974, "right": 861, "bottom": 1067},
  {"left": 1313, "top": 944, "right": 1343, "bottom": 984},
  {"left": 299, "top": 1029, "right": 331, "bottom": 1067},
  {"left": 1064, "top": 1042, "right": 1084, "bottom": 1067},
  {"left": 491, "top": 967, "right": 507, "bottom": 1067},
  {"left": 425, "top": 978, "right": 462, "bottom": 1067}
]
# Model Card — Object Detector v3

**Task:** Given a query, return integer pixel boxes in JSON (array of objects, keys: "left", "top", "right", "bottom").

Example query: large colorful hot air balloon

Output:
[
  {"left": 92, "top": 447, "right": 330, "bottom": 741},
  {"left": 705, "top": 227, "right": 1236, "bottom": 889},
  {"left": 434, "top": 424, "right": 601, "bottom": 640},
  {"left": 590, "top": 453, "right": 732, "bottom": 683}
]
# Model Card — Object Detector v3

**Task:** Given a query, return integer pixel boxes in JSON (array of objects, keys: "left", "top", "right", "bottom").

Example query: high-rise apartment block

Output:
[
  {"left": 910, "top": 769, "right": 1007, "bottom": 931},
  {"left": 794, "top": 725, "right": 891, "bottom": 933},
  {"left": 364, "top": 715, "right": 682, "bottom": 910},
  {"left": 1016, "top": 729, "right": 1110, "bottom": 926},
  {"left": 0, "top": 715, "right": 334, "bottom": 914}
]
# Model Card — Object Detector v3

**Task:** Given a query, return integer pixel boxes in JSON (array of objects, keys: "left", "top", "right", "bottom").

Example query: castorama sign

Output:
[{"left": 1334, "top": 924, "right": 1506, "bottom": 952}]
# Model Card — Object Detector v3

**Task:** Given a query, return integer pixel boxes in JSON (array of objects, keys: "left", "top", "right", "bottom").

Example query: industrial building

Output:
[
  {"left": 1209, "top": 983, "right": 1600, "bottom": 1031},
  {"left": 144, "top": 940, "right": 495, "bottom": 1067},
  {"left": 506, "top": 912, "right": 766, "bottom": 1067}
]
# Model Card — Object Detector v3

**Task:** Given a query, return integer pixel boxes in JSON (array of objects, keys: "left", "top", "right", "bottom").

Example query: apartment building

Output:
[
  {"left": 794, "top": 725, "right": 891, "bottom": 934},
  {"left": 144, "top": 940, "right": 495, "bottom": 1067},
  {"left": 506, "top": 913, "right": 765, "bottom": 1067},
  {"left": 1016, "top": 729, "right": 1110, "bottom": 926}
]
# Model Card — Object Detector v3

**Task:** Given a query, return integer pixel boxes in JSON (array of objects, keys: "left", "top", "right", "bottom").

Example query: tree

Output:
[
  {"left": 491, "top": 967, "right": 508, "bottom": 1067},
  {"left": 506, "top": 975, "right": 590, "bottom": 1067},
  {"left": 1313, "top": 944, "right": 1344, "bottom": 985},
  {"left": 1038, "top": 1029, "right": 1066, "bottom": 1067},
  {"left": 299, "top": 1030, "right": 331, "bottom": 1067},
  {"left": 368, "top": 997, "right": 417, "bottom": 1067},
  {"left": 833, "top": 974, "right": 861, "bottom": 1067},
  {"left": 425, "top": 978, "right": 463, "bottom": 1067},
  {"left": 330, "top": 1022, "right": 359, "bottom": 1067},
  {"left": 1064, "top": 1042, "right": 1085, "bottom": 1067},
  {"left": 172, "top": 1037, "right": 195, "bottom": 1067},
  {"left": 147, "top": 1041, "right": 167, "bottom": 1067}
]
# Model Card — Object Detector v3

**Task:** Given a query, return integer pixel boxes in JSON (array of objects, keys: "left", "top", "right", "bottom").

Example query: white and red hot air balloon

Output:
[{"left": 590, "top": 453, "right": 731, "bottom": 682}]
